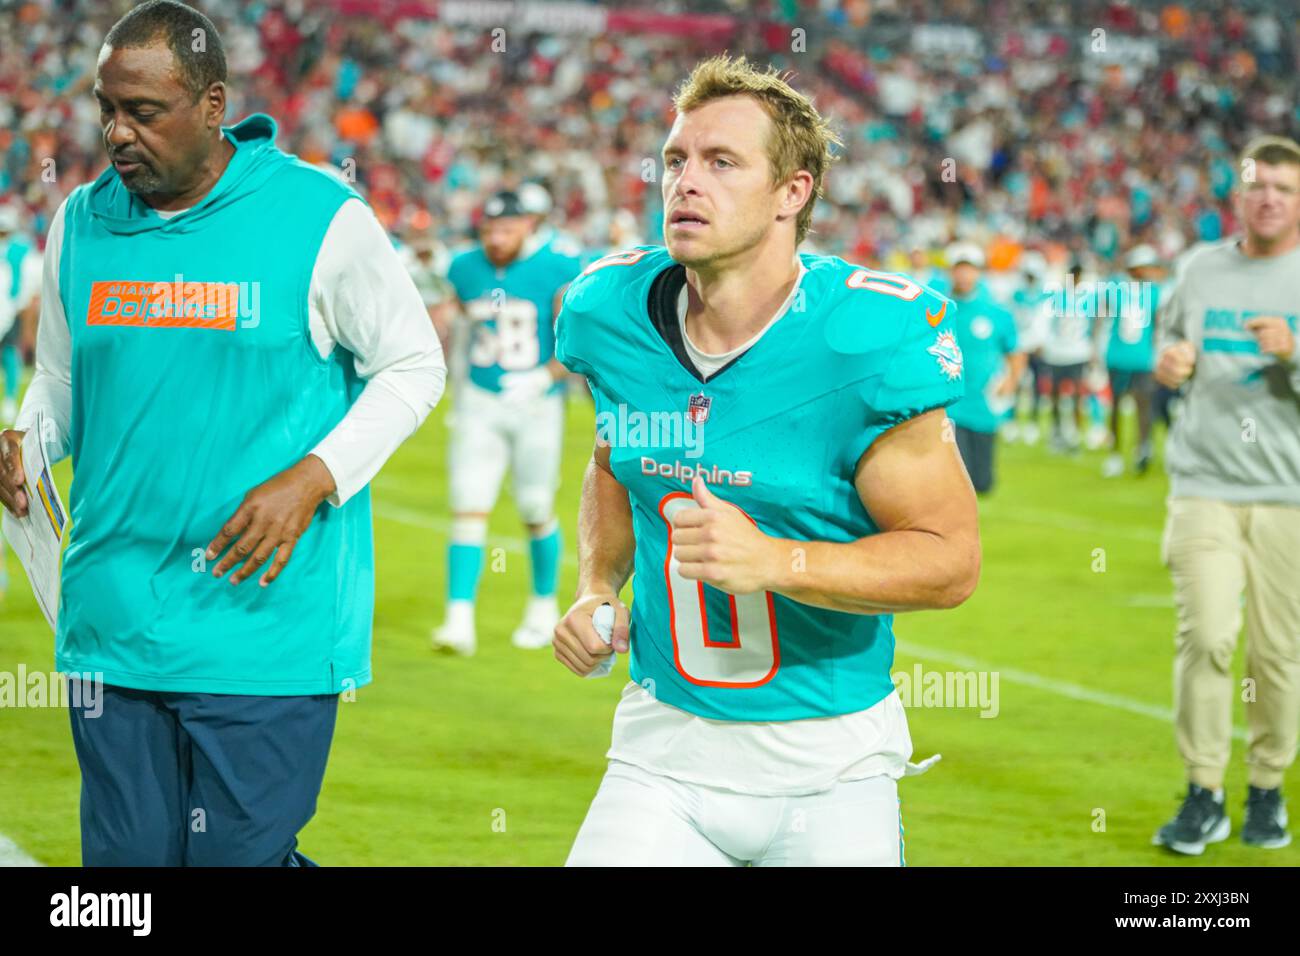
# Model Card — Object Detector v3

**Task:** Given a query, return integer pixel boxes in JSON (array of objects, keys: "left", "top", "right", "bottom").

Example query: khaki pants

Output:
[{"left": 1163, "top": 497, "right": 1300, "bottom": 790}]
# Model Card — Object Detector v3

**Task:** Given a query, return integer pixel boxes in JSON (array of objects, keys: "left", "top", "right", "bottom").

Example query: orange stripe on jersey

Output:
[{"left": 87, "top": 280, "right": 240, "bottom": 331}]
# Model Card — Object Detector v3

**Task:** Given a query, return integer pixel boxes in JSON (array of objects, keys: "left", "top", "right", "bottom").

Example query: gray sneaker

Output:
[
  {"left": 1242, "top": 786, "right": 1291, "bottom": 849},
  {"left": 1153, "top": 784, "right": 1230, "bottom": 855}
]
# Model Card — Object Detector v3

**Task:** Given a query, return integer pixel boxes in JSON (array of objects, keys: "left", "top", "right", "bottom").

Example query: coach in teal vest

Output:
[
  {"left": 0, "top": 1, "right": 444, "bottom": 866},
  {"left": 59, "top": 111, "right": 373, "bottom": 695}
]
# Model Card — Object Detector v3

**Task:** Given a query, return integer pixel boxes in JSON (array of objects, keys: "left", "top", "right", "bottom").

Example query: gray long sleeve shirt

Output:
[{"left": 1157, "top": 239, "right": 1300, "bottom": 506}]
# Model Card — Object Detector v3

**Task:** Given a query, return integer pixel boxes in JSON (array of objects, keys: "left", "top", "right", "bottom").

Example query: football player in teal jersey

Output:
[
  {"left": 432, "top": 189, "right": 584, "bottom": 655},
  {"left": 0, "top": 204, "right": 37, "bottom": 426},
  {"left": 0, "top": 204, "right": 37, "bottom": 602},
  {"left": 550, "top": 56, "right": 981, "bottom": 867},
  {"left": 943, "top": 243, "right": 1025, "bottom": 494},
  {"left": 1102, "top": 245, "right": 1165, "bottom": 477}
]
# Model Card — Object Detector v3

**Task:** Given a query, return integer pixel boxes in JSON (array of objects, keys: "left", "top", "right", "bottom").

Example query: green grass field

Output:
[{"left": 1, "top": 386, "right": 1295, "bottom": 867}]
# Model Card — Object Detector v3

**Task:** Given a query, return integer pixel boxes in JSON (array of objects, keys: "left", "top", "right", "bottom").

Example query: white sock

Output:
[
  {"left": 445, "top": 599, "right": 475, "bottom": 628},
  {"left": 528, "top": 593, "right": 558, "bottom": 612}
]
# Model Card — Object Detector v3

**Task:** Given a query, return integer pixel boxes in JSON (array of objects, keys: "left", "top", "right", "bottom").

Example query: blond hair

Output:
[
  {"left": 672, "top": 54, "right": 841, "bottom": 244},
  {"left": 1239, "top": 135, "right": 1300, "bottom": 184}
]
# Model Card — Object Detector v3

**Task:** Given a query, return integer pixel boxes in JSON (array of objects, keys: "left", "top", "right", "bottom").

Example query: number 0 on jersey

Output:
[{"left": 658, "top": 492, "right": 781, "bottom": 688}]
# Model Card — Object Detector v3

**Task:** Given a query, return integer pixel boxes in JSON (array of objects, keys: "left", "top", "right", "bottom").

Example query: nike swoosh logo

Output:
[{"left": 925, "top": 301, "right": 948, "bottom": 326}]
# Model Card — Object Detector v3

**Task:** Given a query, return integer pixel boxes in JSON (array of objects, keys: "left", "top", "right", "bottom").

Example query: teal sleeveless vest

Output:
[{"left": 56, "top": 114, "right": 374, "bottom": 695}]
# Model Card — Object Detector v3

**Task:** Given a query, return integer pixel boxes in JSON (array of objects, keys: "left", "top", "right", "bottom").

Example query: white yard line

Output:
[
  {"left": 0, "top": 832, "right": 42, "bottom": 867},
  {"left": 896, "top": 639, "right": 1247, "bottom": 742},
  {"left": 1123, "top": 593, "right": 1175, "bottom": 608},
  {"left": 979, "top": 504, "right": 1164, "bottom": 544},
  {"left": 374, "top": 502, "right": 579, "bottom": 566}
]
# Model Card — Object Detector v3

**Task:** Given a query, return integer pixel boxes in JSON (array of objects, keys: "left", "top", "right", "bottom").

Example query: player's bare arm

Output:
[
  {"left": 673, "top": 408, "right": 979, "bottom": 613},
  {"left": 553, "top": 440, "right": 635, "bottom": 676}
]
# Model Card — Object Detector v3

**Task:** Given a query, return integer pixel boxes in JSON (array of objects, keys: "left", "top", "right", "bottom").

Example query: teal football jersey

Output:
[
  {"left": 1104, "top": 275, "right": 1161, "bottom": 372},
  {"left": 555, "top": 247, "right": 965, "bottom": 721},
  {"left": 947, "top": 290, "right": 1018, "bottom": 434},
  {"left": 447, "top": 237, "right": 582, "bottom": 392},
  {"left": 4, "top": 236, "right": 32, "bottom": 301}
]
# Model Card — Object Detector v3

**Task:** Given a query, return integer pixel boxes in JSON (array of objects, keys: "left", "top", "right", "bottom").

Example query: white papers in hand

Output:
[{"left": 2, "top": 411, "right": 69, "bottom": 632}]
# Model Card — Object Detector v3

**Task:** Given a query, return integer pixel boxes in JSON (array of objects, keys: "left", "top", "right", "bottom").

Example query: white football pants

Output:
[{"left": 566, "top": 760, "right": 905, "bottom": 867}]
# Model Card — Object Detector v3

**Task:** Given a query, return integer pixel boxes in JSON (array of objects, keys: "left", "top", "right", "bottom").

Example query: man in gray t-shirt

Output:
[{"left": 1151, "top": 135, "right": 1300, "bottom": 856}]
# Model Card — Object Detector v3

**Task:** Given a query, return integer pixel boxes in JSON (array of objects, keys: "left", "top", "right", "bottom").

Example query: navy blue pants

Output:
[
  {"left": 955, "top": 426, "right": 996, "bottom": 494},
  {"left": 68, "top": 680, "right": 338, "bottom": 867}
]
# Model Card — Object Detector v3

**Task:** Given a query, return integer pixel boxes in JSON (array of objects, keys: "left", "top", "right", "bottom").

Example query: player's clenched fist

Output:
[
  {"left": 672, "top": 475, "right": 779, "bottom": 595},
  {"left": 1244, "top": 316, "right": 1297, "bottom": 361},
  {"left": 0, "top": 429, "right": 29, "bottom": 518},
  {"left": 1155, "top": 341, "right": 1197, "bottom": 388},
  {"left": 554, "top": 593, "right": 629, "bottom": 676}
]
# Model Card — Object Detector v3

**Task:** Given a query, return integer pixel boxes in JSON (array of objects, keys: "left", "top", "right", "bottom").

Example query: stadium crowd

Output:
[{"left": 1, "top": 0, "right": 1295, "bottom": 269}]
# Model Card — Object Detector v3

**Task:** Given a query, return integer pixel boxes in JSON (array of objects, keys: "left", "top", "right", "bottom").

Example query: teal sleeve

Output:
[
  {"left": 553, "top": 283, "right": 594, "bottom": 378},
  {"left": 553, "top": 301, "right": 580, "bottom": 375},
  {"left": 551, "top": 250, "right": 643, "bottom": 377},
  {"left": 588, "top": 373, "right": 623, "bottom": 453},
  {"left": 848, "top": 311, "right": 966, "bottom": 463},
  {"left": 446, "top": 253, "right": 469, "bottom": 300},
  {"left": 871, "top": 313, "right": 966, "bottom": 420},
  {"left": 588, "top": 374, "right": 617, "bottom": 417},
  {"left": 557, "top": 252, "right": 584, "bottom": 285}
]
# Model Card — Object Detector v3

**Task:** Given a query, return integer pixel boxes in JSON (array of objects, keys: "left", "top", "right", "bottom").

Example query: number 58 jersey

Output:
[
  {"left": 447, "top": 237, "right": 583, "bottom": 393},
  {"left": 556, "top": 247, "right": 965, "bottom": 722}
]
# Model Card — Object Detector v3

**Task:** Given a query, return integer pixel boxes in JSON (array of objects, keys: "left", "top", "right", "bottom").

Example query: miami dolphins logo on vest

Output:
[{"left": 86, "top": 278, "right": 254, "bottom": 331}]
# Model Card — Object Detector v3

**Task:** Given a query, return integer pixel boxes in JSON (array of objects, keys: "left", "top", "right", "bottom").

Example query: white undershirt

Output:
[
  {"left": 608, "top": 261, "right": 915, "bottom": 797},
  {"left": 16, "top": 196, "right": 446, "bottom": 506},
  {"left": 676, "top": 261, "right": 806, "bottom": 377}
]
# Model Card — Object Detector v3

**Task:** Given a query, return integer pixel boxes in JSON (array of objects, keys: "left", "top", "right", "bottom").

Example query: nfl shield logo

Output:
[{"left": 687, "top": 392, "right": 712, "bottom": 425}]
